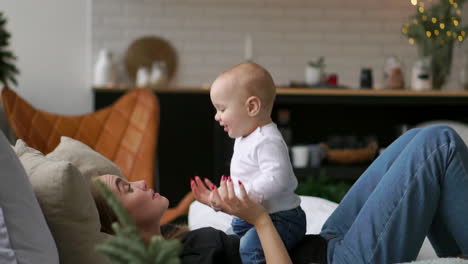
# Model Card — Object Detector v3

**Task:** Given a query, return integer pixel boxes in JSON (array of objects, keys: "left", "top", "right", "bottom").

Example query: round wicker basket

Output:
[{"left": 323, "top": 141, "right": 378, "bottom": 164}]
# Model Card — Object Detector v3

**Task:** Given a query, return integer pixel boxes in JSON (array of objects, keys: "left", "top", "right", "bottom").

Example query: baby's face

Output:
[{"left": 210, "top": 79, "right": 255, "bottom": 138}]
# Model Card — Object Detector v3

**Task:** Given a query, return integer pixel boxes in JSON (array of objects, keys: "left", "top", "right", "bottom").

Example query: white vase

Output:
[
  {"left": 136, "top": 67, "right": 150, "bottom": 88},
  {"left": 149, "top": 61, "right": 168, "bottom": 88},
  {"left": 411, "top": 57, "right": 432, "bottom": 91},
  {"left": 305, "top": 66, "right": 322, "bottom": 86},
  {"left": 93, "top": 49, "right": 116, "bottom": 87}
]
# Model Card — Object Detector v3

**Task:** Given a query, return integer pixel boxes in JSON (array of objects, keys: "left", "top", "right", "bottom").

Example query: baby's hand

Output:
[
  {"left": 191, "top": 175, "right": 228, "bottom": 209},
  {"left": 191, "top": 176, "right": 215, "bottom": 206}
]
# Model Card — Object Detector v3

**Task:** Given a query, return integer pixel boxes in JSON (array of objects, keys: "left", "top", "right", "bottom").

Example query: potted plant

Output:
[
  {"left": 305, "top": 56, "right": 325, "bottom": 86},
  {"left": 402, "top": 0, "right": 468, "bottom": 90},
  {"left": 0, "top": 12, "right": 19, "bottom": 89},
  {"left": 0, "top": 12, "right": 19, "bottom": 142}
]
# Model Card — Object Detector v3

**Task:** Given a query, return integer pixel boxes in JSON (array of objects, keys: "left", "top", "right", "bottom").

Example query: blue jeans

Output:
[
  {"left": 232, "top": 206, "right": 306, "bottom": 264},
  {"left": 321, "top": 125, "right": 468, "bottom": 263}
]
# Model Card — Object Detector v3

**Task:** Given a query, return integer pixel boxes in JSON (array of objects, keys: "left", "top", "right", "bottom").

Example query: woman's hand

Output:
[
  {"left": 210, "top": 178, "right": 292, "bottom": 264},
  {"left": 209, "top": 177, "right": 268, "bottom": 226}
]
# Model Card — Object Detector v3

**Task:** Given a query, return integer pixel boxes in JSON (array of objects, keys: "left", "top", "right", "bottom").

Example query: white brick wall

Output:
[{"left": 92, "top": 0, "right": 468, "bottom": 90}]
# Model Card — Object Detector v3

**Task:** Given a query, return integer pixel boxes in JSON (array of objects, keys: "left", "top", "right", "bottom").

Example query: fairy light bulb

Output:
[
  {"left": 409, "top": 38, "right": 415, "bottom": 44},
  {"left": 440, "top": 23, "right": 445, "bottom": 29},
  {"left": 432, "top": 17, "right": 437, "bottom": 23},
  {"left": 434, "top": 29, "right": 440, "bottom": 36},
  {"left": 459, "top": 36, "right": 464, "bottom": 41},
  {"left": 426, "top": 31, "right": 432, "bottom": 37},
  {"left": 419, "top": 6, "right": 425, "bottom": 12},
  {"left": 422, "top": 15, "right": 428, "bottom": 21},
  {"left": 411, "top": 0, "right": 418, "bottom": 5},
  {"left": 454, "top": 19, "right": 459, "bottom": 26}
]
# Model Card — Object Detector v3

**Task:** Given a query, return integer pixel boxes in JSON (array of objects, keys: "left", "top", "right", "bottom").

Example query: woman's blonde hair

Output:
[{"left": 91, "top": 181, "right": 189, "bottom": 240}]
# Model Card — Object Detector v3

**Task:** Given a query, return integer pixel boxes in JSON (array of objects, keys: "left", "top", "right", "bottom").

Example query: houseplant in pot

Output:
[
  {"left": 305, "top": 56, "right": 325, "bottom": 87},
  {"left": 0, "top": 12, "right": 19, "bottom": 89},
  {"left": 0, "top": 12, "right": 19, "bottom": 142},
  {"left": 402, "top": 0, "right": 468, "bottom": 90}
]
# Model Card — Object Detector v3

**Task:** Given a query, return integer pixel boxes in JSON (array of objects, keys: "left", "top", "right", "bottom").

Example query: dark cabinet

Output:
[{"left": 94, "top": 88, "right": 468, "bottom": 205}]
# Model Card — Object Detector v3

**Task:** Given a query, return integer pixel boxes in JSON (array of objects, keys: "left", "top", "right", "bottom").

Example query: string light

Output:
[{"left": 403, "top": 0, "right": 467, "bottom": 52}]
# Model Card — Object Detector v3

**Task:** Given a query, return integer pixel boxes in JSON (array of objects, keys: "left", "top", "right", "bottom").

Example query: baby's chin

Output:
[{"left": 227, "top": 131, "right": 238, "bottom": 138}]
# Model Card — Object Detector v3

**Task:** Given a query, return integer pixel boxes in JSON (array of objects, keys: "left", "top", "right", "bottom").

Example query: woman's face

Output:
[{"left": 98, "top": 174, "right": 169, "bottom": 226}]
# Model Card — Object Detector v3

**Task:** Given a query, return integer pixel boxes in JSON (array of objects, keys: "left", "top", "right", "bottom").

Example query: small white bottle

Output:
[
  {"left": 136, "top": 67, "right": 150, "bottom": 88},
  {"left": 93, "top": 49, "right": 116, "bottom": 87},
  {"left": 149, "top": 61, "right": 163, "bottom": 87}
]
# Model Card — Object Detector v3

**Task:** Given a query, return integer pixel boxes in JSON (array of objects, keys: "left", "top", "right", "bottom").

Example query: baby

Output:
[{"left": 209, "top": 62, "right": 306, "bottom": 264}]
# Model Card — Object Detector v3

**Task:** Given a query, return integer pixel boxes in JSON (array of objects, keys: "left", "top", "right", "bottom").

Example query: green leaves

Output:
[
  {"left": 308, "top": 56, "right": 325, "bottom": 68},
  {"left": 94, "top": 180, "right": 182, "bottom": 264},
  {"left": 401, "top": 0, "right": 468, "bottom": 89},
  {"left": 296, "top": 169, "right": 351, "bottom": 203},
  {"left": 0, "top": 12, "right": 19, "bottom": 88}
]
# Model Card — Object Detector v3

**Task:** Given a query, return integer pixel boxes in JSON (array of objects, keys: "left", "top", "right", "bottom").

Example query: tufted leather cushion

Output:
[{"left": 1, "top": 88, "right": 158, "bottom": 188}]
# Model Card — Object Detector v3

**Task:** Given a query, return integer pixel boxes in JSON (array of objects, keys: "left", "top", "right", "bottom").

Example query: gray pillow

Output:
[{"left": 0, "top": 132, "right": 59, "bottom": 264}]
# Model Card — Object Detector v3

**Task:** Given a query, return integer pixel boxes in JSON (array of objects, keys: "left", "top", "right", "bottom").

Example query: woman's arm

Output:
[{"left": 210, "top": 178, "right": 292, "bottom": 264}]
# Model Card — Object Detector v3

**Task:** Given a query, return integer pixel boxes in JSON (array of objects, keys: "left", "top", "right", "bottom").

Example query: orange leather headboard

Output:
[{"left": 1, "top": 88, "right": 159, "bottom": 187}]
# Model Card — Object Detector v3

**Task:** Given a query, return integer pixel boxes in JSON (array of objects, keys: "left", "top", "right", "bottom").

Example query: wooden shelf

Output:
[{"left": 93, "top": 86, "right": 468, "bottom": 97}]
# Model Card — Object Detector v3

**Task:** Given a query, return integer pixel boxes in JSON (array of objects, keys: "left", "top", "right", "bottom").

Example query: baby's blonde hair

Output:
[{"left": 218, "top": 62, "right": 276, "bottom": 115}]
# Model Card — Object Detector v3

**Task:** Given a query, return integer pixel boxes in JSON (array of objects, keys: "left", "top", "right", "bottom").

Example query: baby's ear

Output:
[{"left": 246, "top": 96, "right": 261, "bottom": 116}]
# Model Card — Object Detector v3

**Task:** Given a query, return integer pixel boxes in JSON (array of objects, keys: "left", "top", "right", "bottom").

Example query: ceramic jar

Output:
[{"left": 93, "top": 49, "right": 116, "bottom": 87}]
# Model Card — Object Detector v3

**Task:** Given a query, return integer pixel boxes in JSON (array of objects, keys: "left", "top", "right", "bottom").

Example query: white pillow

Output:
[
  {"left": 188, "top": 196, "right": 338, "bottom": 234},
  {"left": 15, "top": 139, "right": 110, "bottom": 264},
  {"left": 188, "top": 195, "right": 437, "bottom": 260},
  {"left": 0, "top": 133, "right": 59, "bottom": 264},
  {"left": 46, "top": 136, "right": 124, "bottom": 179}
]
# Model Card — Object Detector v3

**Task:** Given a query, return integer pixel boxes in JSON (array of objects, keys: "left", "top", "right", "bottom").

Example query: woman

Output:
[
  {"left": 94, "top": 173, "right": 286, "bottom": 264},
  {"left": 97, "top": 125, "right": 468, "bottom": 263}
]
